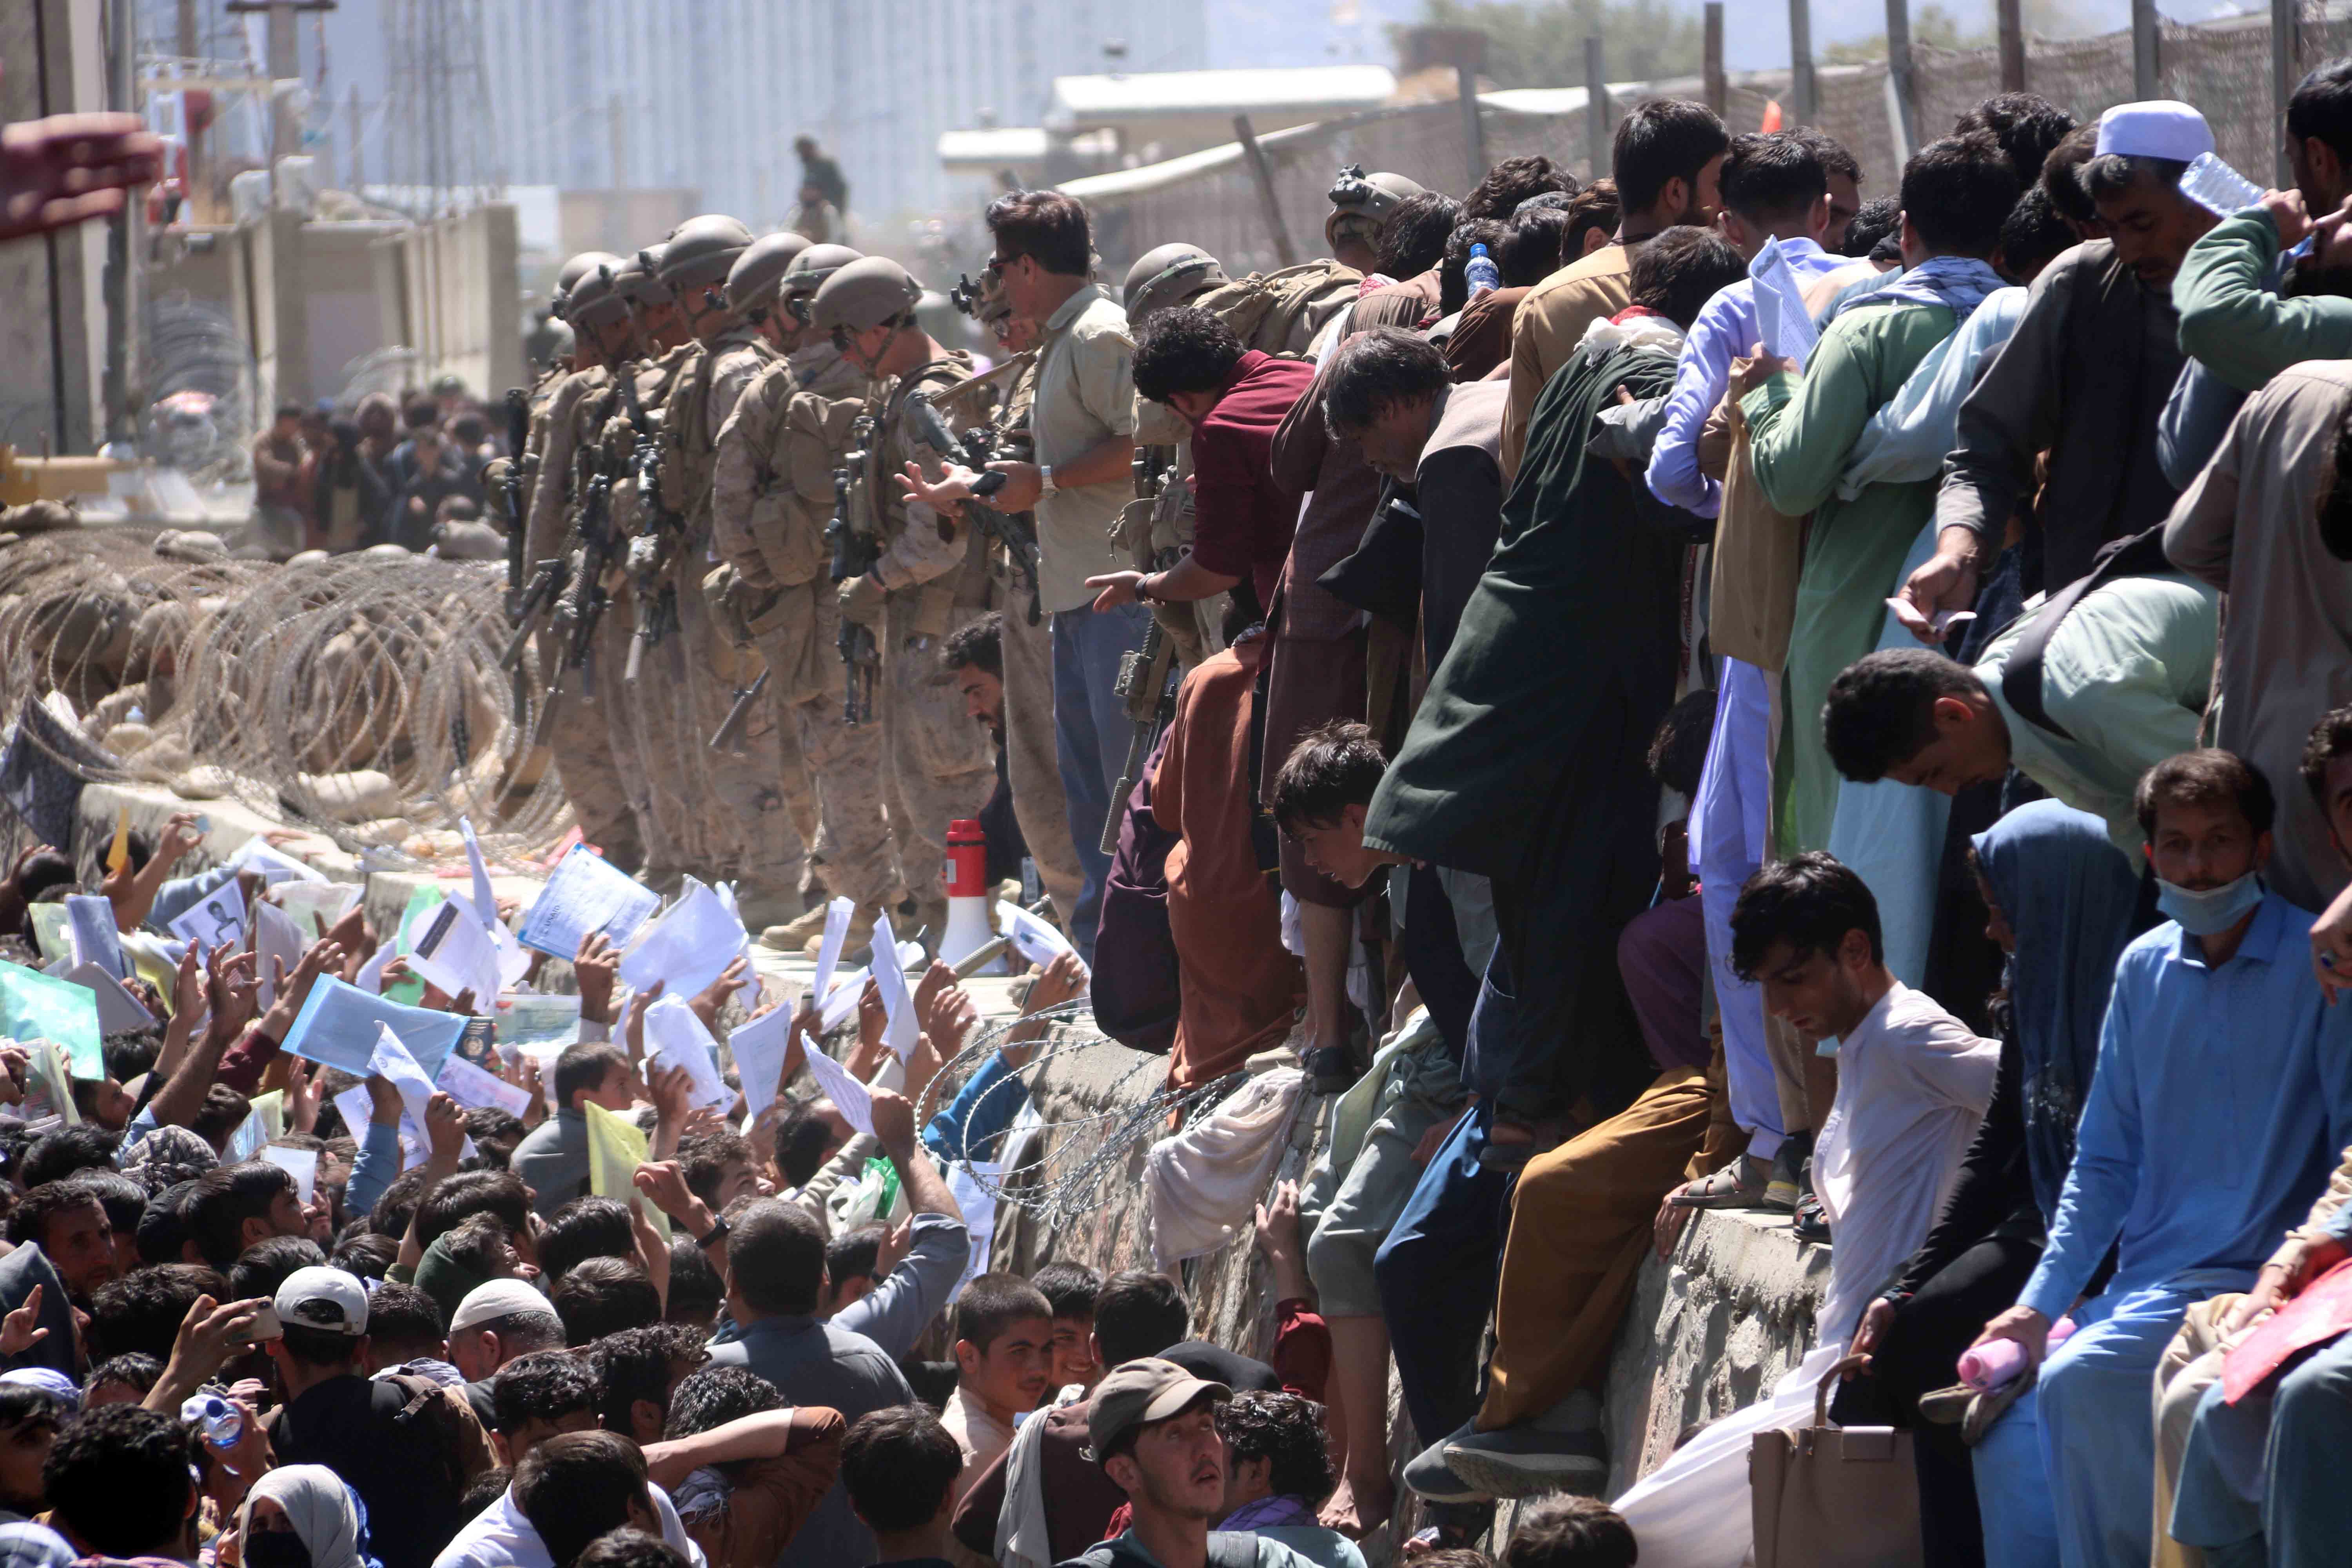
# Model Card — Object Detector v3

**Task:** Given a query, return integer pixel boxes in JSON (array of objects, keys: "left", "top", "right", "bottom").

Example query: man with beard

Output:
[
  {"left": 1056, "top": 1360, "right": 1319, "bottom": 1568},
  {"left": 2160, "top": 57, "right": 2352, "bottom": 485},
  {"left": 943, "top": 614, "right": 1030, "bottom": 887},
  {"left": 1904, "top": 100, "right": 2218, "bottom": 628},
  {"left": 1499, "top": 98, "right": 1727, "bottom": 478}
]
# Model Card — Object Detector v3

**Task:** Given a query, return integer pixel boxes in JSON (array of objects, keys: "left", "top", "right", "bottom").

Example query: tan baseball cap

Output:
[{"left": 1084, "top": 1356, "right": 1229, "bottom": 1464}]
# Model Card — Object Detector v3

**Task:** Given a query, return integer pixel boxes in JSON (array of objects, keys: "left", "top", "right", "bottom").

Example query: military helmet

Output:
[
  {"left": 810, "top": 256, "right": 922, "bottom": 334},
  {"left": 552, "top": 251, "right": 622, "bottom": 320},
  {"left": 782, "top": 243, "right": 865, "bottom": 298},
  {"left": 656, "top": 214, "right": 755, "bottom": 294},
  {"left": 565, "top": 258, "right": 630, "bottom": 328},
  {"left": 1122, "top": 243, "right": 1228, "bottom": 329},
  {"left": 612, "top": 246, "right": 674, "bottom": 308},
  {"left": 783, "top": 244, "right": 867, "bottom": 325},
  {"left": 726, "top": 231, "right": 813, "bottom": 314},
  {"left": 1325, "top": 166, "right": 1425, "bottom": 221}
]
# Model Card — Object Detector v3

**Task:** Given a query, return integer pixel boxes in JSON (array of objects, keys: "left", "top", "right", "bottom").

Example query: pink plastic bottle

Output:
[{"left": 1958, "top": 1316, "right": 2078, "bottom": 1390}]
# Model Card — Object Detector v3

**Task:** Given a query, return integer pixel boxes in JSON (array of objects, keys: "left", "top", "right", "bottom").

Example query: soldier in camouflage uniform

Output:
[
  {"left": 513, "top": 251, "right": 648, "bottom": 874},
  {"left": 707, "top": 230, "right": 821, "bottom": 864},
  {"left": 714, "top": 243, "right": 911, "bottom": 954},
  {"left": 811, "top": 256, "right": 998, "bottom": 949},
  {"left": 599, "top": 247, "right": 704, "bottom": 889},
  {"left": 649, "top": 215, "right": 810, "bottom": 931}
]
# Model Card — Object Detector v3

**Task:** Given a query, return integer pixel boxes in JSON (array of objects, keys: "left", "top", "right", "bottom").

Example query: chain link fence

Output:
[{"left": 1065, "top": 2, "right": 2352, "bottom": 283}]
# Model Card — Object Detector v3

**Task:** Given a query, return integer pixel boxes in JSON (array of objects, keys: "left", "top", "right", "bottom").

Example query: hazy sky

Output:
[{"left": 1209, "top": 0, "right": 2221, "bottom": 73}]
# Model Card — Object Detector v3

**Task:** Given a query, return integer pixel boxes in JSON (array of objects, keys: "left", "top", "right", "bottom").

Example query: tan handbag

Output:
[{"left": 1750, "top": 1355, "right": 1924, "bottom": 1568}]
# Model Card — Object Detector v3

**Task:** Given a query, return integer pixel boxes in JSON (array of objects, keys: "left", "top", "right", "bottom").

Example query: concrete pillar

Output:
[
  {"left": 0, "top": 0, "right": 101, "bottom": 455},
  {"left": 243, "top": 209, "right": 311, "bottom": 416}
]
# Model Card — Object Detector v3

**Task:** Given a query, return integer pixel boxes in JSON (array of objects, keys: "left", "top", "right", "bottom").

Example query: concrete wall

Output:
[{"left": 384, "top": 204, "right": 525, "bottom": 403}]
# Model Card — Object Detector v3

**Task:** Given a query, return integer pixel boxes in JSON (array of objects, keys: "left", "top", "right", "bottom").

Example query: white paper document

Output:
[
  {"left": 995, "top": 901, "right": 1075, "bottom": 968},
  {"left": 617, "top": 879, "right": 748, "bottom": 1001},
  {"left": 263, "top": 1144, "right": 318, "bottom": 1203},
  {"left": 728, "top": 1005, "right": 795, "bottom": 1115},
  {"left": 642, "top": 995, "right": 733, "bottom": 1112},
  {"left": 435, "top": 1050, "right": 533, "bottom": 1116},
  {"left": 518, "top": 844, "right": 661, "bottom": 960},
  {"left": 809, "top": 898, "right": 854, "bottom": 1006},
  {"left": 800, "top": 1044, "right": 874, "bottom": 1135},
  {"left": 227, "top": 836, "right": 328, "bottom": 887},
  {"left": 1749, "top": 237, "right": 1820, "bottom": 370},
  {"left": 869, "top": 907, "right": 919, "bottom": 1059},
  {"left": 371, "top": 1023, "right": 475, "bottom": 1161},
  {"left": 406, "top": 895, "right": 504, "bottom": 1008}
]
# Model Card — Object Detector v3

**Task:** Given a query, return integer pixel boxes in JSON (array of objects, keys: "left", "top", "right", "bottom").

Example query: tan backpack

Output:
[{"left": 1192, "top": 259, "right": 1362, "bottom": 356}]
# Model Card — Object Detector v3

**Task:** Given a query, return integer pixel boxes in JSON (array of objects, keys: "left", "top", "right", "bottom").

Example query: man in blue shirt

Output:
[{"left": 1967, "top": 749, "right": 2352, "bottom": 1568}]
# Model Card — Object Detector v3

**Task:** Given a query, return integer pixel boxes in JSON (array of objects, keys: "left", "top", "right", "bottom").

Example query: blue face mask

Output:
[{"left": 2156, "top": 870, "right": 2265, "bottom": 936}]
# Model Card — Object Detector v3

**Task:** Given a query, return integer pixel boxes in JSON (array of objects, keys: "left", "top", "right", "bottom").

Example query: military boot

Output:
[{"left": 760, "top": 899, "right": 840, "bottom": 951}]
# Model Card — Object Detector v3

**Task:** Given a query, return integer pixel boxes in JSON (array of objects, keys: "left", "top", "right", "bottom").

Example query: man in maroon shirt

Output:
[{"left": 1085, "top": 308, "right": 1312, "bottom": 617}]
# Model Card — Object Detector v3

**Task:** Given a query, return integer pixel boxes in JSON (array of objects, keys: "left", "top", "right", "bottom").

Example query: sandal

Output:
[
  {"left": 1670, "top": 1153, "right": 1772, "bottom": 1209},
  {"left": 1792, "top": 1190, "right": 1832, "bottom": 1244},
  {"left": 1404, "top": 1501, "right": 1495, "bottom": 1556}
]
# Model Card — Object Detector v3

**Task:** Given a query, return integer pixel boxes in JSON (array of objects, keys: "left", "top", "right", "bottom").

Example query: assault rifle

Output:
[
  {"left": 711, "top": 666, "right": 769, "bottom": 753},
  {"left": 530, "top": 470, "right": 613, "bottom": 750},
  {"left": 1098, "top": 444, "right": 1183, "bottom": 854},
  {"left": 615, "top": 364, "right": 682, "bottom": 684},
  {"left": 501, "top": 387, "right": 530, "bottom": 604},
  {"left": 904, "top": 386, "right": 1042, "bottom": 627},
  {"left": 826, "top": 412, "right": 881, "bottom": 724}
]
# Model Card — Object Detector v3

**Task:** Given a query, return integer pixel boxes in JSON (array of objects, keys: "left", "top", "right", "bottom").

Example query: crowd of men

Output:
[
  {"left": 0, "top": 806, "right": 1633, "bottom": 1568},
  {"left": 246, "top": 379, "right": 506, "bottom": 560},
  {"left": 498, "top": 56, "right": 2352, "bottom": 1568},
  {"left": 10, "top": 40, "right": 2352, "bottom": 1568}
]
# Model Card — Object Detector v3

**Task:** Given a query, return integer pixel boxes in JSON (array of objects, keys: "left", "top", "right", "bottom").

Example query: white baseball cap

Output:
[
  {"left": 2095, "top": 101, "right": 2215, "bottom": 163},
  {"left": 449, "top": 1278, "right": 551, "bottom": 1335},
  {"left": 275, "top": 1266, "right": 369, "bottom": 1336}
]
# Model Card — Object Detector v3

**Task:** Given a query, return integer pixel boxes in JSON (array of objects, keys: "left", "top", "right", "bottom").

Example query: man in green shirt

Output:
[
  {"left": 1818, "top": 570, "right": 2220, "bottom": 858},
  {"left": 1734, "top": 132, "right": 2020, "bottom": 858}
]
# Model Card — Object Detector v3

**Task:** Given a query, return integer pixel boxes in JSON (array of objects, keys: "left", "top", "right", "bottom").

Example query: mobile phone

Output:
[{"left": 244, "top": 1303, "right": 283, "bottom": 1342}]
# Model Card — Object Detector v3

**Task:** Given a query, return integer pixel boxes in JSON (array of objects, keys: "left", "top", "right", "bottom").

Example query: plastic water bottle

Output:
[
  {"left": 1465, "top": 242, "right": 1500, "bottom": 299},
  {"left": 2178, "top": 152, "right": 2265, "bottom": 217}
]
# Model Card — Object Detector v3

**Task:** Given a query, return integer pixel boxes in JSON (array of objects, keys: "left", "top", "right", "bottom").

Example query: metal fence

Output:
[{"left": 1063, "top": 2, "right": 2352, "bottom": 284}]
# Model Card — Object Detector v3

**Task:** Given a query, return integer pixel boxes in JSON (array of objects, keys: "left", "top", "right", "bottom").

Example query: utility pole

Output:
[
  {"left": 1997, "top": 0, "right": 2025, "bottom": 91},
  {"left": 1457, "top": 63, "right": 1486, "bottom": 197},
  {"left": 1789, "top": 0, "right": 1817, "bottom": 126},
  {"left": 2132, "top": 0, "right": 2159, "bottom": 99},
  {"left": 347, "top": 82, "right": 363, "bottom": 191},
  {"left": 2274, "top": 0, "right": 2300, "bottom": 188},
  {"left": 224, "top": 3, "right": 338, "bottom": 173},
  {"left": 102, "top": 0, "right": 140, "bottom": 446},
  {"left": 1885, "top": 0, "right": 1917, "bottom": 158},
  {"left": 1704, "top": 3, "right": 1726, "bottom": 117},
  {"left": 1584, "top": 35, "right": 1609, "bottom": 181}
]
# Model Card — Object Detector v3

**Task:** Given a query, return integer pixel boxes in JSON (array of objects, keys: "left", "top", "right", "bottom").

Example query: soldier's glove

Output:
[
  {"left": 626, "top": 535, "right": 662, "bottom": 575},
  {"left": 837, "top": 572, "right": 887, "bottom": 627}
]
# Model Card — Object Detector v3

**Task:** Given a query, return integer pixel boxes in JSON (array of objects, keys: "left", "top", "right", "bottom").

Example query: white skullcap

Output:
[{"left": 2094, "top": 101, "right": 2215, "bottom": 163}]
